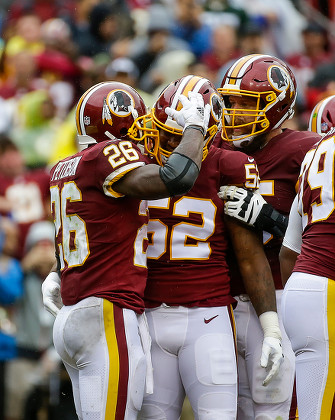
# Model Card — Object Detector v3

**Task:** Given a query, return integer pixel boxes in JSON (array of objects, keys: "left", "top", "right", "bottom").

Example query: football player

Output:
[
  {"left": 280, "top": 131, "right": 335, "bottom": 420},
  {"left": 41, "top": 80, "right": 211, "bottom": 420},
  {"left": 217, "top": 93, "right": 335, "bottom": 240},
  {"left": 137, "top": 75, "right": 283, "bottom": 420},
  {"left": 216, "top": 54, "right": 321, "bottom": 420}
]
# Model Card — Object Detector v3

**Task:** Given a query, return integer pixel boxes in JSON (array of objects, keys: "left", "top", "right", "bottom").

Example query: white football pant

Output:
[
  {"left": 138, "top": 305, "right": 237, "bottom": 420},
  {"left": 234, "top": 290, "right": 296, "bottom": 420},
  {"left": 282, "top": 272, "right": 335, "bottom": 420},
  {"left": 53, "top": 297, "right": 149, "bottom": 420}
]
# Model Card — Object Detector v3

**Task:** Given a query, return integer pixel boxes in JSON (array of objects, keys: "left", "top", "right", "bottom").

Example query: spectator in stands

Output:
[
  {"left": 5, "top": 220, "right": 56, "bottom": 420},
  {"left": 77, "top": 2, "right": 130, "bottom": 58},
  {"left": 3, "top": 13, "right": 43, "bottom": 58},
  {"left": 286, "top": 20, "right": 332, "bottom": 113},
  {"left": 36, "top": 18, "right": 80, "bottom": 118},
  {"left": 62, "top": 0, "right": 101, "bottom": 50},
  {"left": 10, "top": 89, "right": 60, "bottom": 168},
  {"left": 104, "top": 56, "right": 154, "bottom": 106},
  {"left": 0, "top": 50, "right": 43, "bottom": 100},
  {"left": 0, "top": 136, "right": 50, "bottom": 260},
  {"left": 200, "top": 24, "right": 239, "bottom": 74},
  {"left": 0, "top": 215, "right": 23, "bottom": 420},
  {"left": 171, "top": 0, "right": 212, "bottom": 59},
  {"left": 129, "top": 3, "right": 190, "bottom": 93}
]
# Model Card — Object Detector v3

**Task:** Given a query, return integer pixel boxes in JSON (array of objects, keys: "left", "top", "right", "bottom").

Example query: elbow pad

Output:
[
  {"left": 159, "top": 152, "right": 199, "bottom": 196},
  {"left": 254, "top": 204, "right": 288, "bottom": 238}
]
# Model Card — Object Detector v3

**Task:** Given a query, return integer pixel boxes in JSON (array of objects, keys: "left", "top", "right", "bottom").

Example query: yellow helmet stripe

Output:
[
  {"left": 227, "top": 55, "right": 258, "bottom": 84},
  {"left": 172, "top": 75, "right": 208, "bottom": 110},
  {"left": 309, "top": 95, "right": 335, "bottom": 134},
  {"left": 226, "top": 54, "right": 273, "bottom": 86},
  {"left": 309, "top": 100, "right": 324, "bottom": 133}
]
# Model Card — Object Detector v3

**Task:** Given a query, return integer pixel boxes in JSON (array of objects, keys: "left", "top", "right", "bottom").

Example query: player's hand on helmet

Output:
[
  {"left": 42, "top": 272, "right": 63, "bottom": 317},
  {"left": 259, "top": 311, "right": 283, "bottom": 386},
  {"left": 165, "top": 91, "right": 211, "bottom": 135},
  {"left": 218, "top": 185, "right": 266, "bottom": 226}
]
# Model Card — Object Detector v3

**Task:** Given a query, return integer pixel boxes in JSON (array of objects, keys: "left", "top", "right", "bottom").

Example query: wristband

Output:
[
  {"left": 183, "top": 124, "right": 206, "bottom": 137},
  {"left": 259, "top": 311, "right": 282, "bottom": 340}
]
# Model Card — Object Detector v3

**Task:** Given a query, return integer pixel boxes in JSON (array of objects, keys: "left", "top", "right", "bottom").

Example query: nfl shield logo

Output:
[{"left": 83, "top": 116, "right": 90, "bottom": 125}]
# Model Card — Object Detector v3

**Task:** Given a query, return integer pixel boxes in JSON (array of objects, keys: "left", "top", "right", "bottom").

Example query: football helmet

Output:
[
  {"left": 218, "top": 54, "right": 297, "bottom": 147},
  {"left": 145, "top": 75, "right": 223, "bottom": 165},
  {"left": 308, "top": 94, "right": 335, "bottom": 135},
  {"left": 75, "top": 81, "right": 157, "bottom": 146}
]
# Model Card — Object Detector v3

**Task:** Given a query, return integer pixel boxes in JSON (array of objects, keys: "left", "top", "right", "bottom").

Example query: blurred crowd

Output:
[{"left": 0, "top": 0, "right": 334, "bottom": 419}]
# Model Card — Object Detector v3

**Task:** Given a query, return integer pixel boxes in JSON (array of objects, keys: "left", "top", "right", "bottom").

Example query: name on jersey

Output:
[{"left": 51, "top": 156, "right": 82, "bottom": 181}]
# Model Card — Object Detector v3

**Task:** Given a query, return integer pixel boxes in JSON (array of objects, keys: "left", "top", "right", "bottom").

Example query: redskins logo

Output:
[
  {"left": 211, "top": 93, "right": 223, "bottom": 123},
  {"left": 268, "top": 65, "right": 290, "bottom": 92},
  {"left": 102, "top": 89, "right": 135, "bottom": 125}
]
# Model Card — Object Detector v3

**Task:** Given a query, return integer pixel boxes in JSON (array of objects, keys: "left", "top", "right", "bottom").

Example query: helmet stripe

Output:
[
  {"left": 76, "top": 83, "right": 104, "bottom": 135},
  {"left": 173, "top": 75, "right": 208, "bottom": 110},
  {"left": 226, "top": 54, "right": 273, "bottom": 87},
  {"left": 309, "top": 100, "right": 324, "bottom": 133},
  {"left": 170, "top": 75, "right": 193, "bottom": 110},
  {"left": 310, "top": 95, "right": 334, "bottom": 133}
]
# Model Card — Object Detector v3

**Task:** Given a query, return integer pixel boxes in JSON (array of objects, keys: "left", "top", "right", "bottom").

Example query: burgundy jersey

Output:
[
  {"left": 50, "top": 139, "right": 149, "bottom": 313},
  {"left": 144, "top": 145, "right": 260, "bottom": 307},
  {"left": 0, "top": 168, "right": 50, "bottom": 259},
  {"left": 294, "top": 134, "right": 335, "bottom": 279},
  {"left": 217, "top": 129, "right": 321, "bottom": 293}
]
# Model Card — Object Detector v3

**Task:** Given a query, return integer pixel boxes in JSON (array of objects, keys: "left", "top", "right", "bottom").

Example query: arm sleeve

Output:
[{"left": 282, "top": 195, "right": 302, "bottom": 254}]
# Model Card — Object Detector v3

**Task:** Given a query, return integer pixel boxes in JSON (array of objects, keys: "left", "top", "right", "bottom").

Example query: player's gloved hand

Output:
[
  {"left": 165, "top": 91, "right": 211, "bottom": 136},
  {"left": 218, "top": 185, "right": 266, "bottom": 225},
  {"left": 259, "top": 311, "right": 283, "bottom": 386},
  {"left": 260, "top": 337, "right": 283, "bottom": 386},
  {"left": 42, "top": 272, "right": 63, "bottom": 317},
  {"left": 218, "top": 185, "right": 288, "bottom": 237}
]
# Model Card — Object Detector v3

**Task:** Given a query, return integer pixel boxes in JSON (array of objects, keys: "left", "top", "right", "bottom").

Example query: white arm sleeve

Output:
[{"left": 282, "top": 195, "right": 302, "bottom": 254}]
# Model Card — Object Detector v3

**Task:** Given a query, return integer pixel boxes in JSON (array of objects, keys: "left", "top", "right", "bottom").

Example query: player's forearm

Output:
[
  {"left": 226, "top": 217, "right": 277, "bottom": 315},
  {"left": 240, "top": 258, "right": 277, "bottom": 316},
  {"left": 173, "top": 126, "right": 204, "bottom": 168}
]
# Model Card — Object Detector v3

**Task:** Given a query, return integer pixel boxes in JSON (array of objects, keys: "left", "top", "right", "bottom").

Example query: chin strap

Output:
[
  {"left": 77, "top": 134, "right": 97, "bottom": 150},
  {"left": 232, "top": 134, "right": 256, "bottom": 148}
]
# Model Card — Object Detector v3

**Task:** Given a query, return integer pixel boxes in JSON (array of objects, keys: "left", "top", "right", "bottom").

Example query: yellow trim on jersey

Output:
[
  {"left": 320, "top": 279, "right": 335, "bottom": 418},
  {"left": 103, "top": 162, "right": 145, "bottom": 198},
  {"left": 103, "top": 300, "right": 119, "bottom": 420}
]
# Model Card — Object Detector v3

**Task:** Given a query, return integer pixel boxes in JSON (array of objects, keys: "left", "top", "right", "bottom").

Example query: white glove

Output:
[
  {"left": 165, "top": 91, "right": 211, "bottom": 134},
  {"left": 218, "top": 185, "right": 266, "bottom": 226},
  {"left": 259, "top": 311, "right": 283, "bottom": 386},
  {"left": 42, "top": 272, "right": 63, "bottom": 317},
  {"left": 260, "top": 337, "right": 283, "bottom": 386}
]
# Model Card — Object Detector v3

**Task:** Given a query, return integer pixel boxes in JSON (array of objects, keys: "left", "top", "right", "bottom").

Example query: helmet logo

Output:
[
  {"left": 268, "top": 66, "right": 290, "bottom": 92},
  {"left": 102, "top": 98, "right": 113, "bottom": 125},
  {"left": 108, "top": 90, "right": 134, "bottom": 116},
  {"left": 102, "top": 89, "right": 135, "bottom": 127},
  {"left": 211, "top": 94, "right": 223, "bottom": 122}
]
